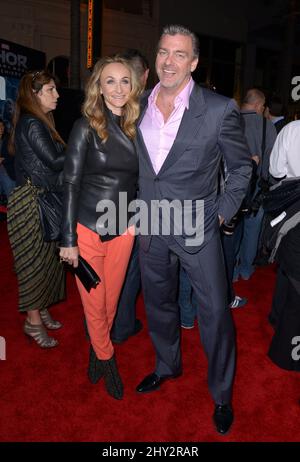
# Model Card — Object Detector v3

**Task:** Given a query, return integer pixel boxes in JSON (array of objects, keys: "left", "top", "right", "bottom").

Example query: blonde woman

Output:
[{"left": 60, "top": 56, "right": 141, "bottom": 400}]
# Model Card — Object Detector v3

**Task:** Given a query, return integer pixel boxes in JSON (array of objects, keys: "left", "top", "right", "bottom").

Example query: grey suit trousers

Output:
[{"left": 139, "top": 233, "right": 236, "bottom": 404}]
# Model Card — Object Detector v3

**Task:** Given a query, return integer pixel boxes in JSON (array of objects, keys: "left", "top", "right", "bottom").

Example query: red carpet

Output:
[{"left": 0, "top": 220, "right": 299, "bottom": 442}]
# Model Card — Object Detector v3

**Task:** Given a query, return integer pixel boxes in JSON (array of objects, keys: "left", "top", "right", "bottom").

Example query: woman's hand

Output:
[{"left": 59, "top": 246, "right": 79, "bottom": 268}]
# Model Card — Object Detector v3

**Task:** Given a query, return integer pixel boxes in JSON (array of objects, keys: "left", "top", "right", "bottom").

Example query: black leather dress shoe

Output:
[
  {"left": 111, "top": 319, "right": 143, "bottom": 345},
  {"left": 136, "top": 371, "right": 181, "bottom": 393},
  {"left": 213, "top": 404, "right": 234, "bottom": 435}
]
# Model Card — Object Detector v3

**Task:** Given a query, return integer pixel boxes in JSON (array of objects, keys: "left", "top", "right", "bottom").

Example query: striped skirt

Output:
[{"left": 7, "top": 183, "right": 65, "bottom": 312}]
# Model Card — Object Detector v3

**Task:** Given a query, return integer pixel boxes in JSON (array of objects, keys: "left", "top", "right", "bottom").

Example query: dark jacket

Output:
[
  {"left": 14, "top": 114, "right": 65, "bottom": 189},
  {"left": 240, "top": 110, "right": 277, "bottom": 181},
  {"left": 137, "top": 84, "right": 252, "bottom": 253},
  {"left": 60, "top": 110, "right": 138, "bottom": 247},
  {"left": 261, "top": 178, "right": 300, "bottom": 262},
  {"left": 274, "top": 117, "right": 287, "bottom": 134}
]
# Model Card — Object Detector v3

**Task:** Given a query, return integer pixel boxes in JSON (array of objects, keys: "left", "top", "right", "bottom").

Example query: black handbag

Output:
[
  {"left": 37, "top": 190, "right": 62, "bottom": 242},
  {"left": 262, "top": 178, "right": 300, "bottom": 215},
  {"left": 67, "top": 255, "right": 101, "bottom": 292},
  {"left": 240, "top": 115, "right": 269, "bottom": 216}
]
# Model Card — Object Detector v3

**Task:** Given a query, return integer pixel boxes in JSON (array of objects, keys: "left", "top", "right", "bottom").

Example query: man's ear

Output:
[{"left": 191, "top": 58, "right": 198, "bottom": 73}]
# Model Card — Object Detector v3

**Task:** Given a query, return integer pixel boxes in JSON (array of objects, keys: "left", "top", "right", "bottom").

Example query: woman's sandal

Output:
[
  {"left": 23, "top": 319, "right": 58, "bottom": 348},
  {"left": 40, "top": 309, "right": 62, "bottom": 330}
]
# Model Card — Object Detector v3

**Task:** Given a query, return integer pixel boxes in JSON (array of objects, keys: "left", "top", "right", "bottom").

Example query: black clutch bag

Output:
[{"left": 68, "top": 256, "right": 101, "bottom": 292}]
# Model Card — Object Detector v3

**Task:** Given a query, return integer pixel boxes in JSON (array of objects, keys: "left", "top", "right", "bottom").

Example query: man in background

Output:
[
  {"left": 265, "top": 96, "right": 287, "bottom": 134},
  {"left": 234, "top": 88, "right": 277, "bottom": 281},
  {"left": 111, "top": 49, "right": 150, "bottom": 344}
]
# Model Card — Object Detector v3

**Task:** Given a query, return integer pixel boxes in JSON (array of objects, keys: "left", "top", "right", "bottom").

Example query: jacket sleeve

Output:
[
  {"left": 217, "top": 99, "right": 253, "bottom": 222},
  {"left": 261, "top": 120, "right": 277, "bottom": 180},
  {"left": 269, "top": 127, "right": 288, "bottom": 179},
  {"left": 60, "top": 118, "right": 90, "bottom": 247},
  {"left": 26, "top": 118, "right": 65, "bottom": 171}
]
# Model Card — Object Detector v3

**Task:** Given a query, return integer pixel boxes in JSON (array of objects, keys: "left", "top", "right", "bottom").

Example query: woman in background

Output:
[{"left": 7, "top": 70, "right": 66, "bottom": 348}]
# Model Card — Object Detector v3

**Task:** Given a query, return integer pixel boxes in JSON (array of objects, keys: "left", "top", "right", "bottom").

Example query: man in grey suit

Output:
[{"left": 135, "top": 25, "right": 252, "bottom": 435}]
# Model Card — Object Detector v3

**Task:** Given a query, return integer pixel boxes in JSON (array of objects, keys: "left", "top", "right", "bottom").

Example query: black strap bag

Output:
[
  {"left": 239, "top": 115, "right": 268, "bottom": 216},
  {"left": 36, "top": 189, "right": 63, "bottom": 242}
]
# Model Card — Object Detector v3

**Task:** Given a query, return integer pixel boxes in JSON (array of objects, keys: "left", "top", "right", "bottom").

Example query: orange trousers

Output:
[{"left": 76, "top": 222, "right": 134, "bottom": 360}]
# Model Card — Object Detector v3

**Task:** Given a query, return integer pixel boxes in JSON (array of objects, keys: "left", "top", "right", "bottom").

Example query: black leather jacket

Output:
[
  {"left": 14, "top": 114, "right": 65, "bottom": 189},
  {"left": 60, "top": 110, "right": 138, "bottom": 247}
]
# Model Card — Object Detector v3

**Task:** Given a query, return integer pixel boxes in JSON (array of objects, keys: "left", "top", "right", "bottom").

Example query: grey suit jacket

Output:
[{"left": 136, "top": 84, "right": 252, "bottom": 253}]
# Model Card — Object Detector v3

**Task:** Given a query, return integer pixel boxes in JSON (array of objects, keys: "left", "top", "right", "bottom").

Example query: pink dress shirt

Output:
[{"left": 140, "top": 78, "right": 195, "bottom": 174}]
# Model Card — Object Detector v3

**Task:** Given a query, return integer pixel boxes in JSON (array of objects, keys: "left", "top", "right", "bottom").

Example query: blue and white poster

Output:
[{"left": 0, "top": 38, "right": 45, "bottom": 130}]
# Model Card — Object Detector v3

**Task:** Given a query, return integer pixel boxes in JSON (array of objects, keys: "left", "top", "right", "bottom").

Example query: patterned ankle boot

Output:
[
  {"left": 88, "top": 345, "right": 104, "bottom": 384},
  {"left": 101, "top": 355, "right": 124, "bottom": 400}
]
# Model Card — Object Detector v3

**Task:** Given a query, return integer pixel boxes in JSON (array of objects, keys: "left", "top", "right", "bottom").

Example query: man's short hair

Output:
[
  {"left": 121, "top": 49, "right": 149, "bottom": 72},
  {"left": 242, "top": 88, "right": 266, "bottom": 105},
  {"left": 268, "top": 96, "right": 285, "bottom": 117},
  {"left": 120, "top": 48, "right": 149, "bottom": 83},
  {"left": 160, "top": 24, "right": 199, "bottom": 59}
]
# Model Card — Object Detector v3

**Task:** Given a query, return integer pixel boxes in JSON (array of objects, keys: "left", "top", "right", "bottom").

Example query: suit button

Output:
[{"left": 154, "top": 178, "right": 159, "bottom": 182}]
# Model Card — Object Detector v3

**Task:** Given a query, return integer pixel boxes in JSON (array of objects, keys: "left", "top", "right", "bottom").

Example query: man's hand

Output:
[
  {"left": 59, "top": 246, "right": 79, "bottom": 268},
  {"left": 252, "top": 155, "right": 260, "bottom": 165},
  {"left": 0, "top": 157, "right": 4, "bottom": 165}
]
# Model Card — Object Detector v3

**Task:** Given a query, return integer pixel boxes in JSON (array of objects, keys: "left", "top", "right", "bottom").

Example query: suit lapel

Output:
[
  {"left": 158, "top": 85, "right": 206, "bottom": 175},
  {"left": 136, "top": 91, "right": 157, "bottom": 175},
  {"left": 138, "top": 90, "right": 151, "bottom": 125},
  {"left": 135, "top": 127, "right": 157, "bottom": 176}
]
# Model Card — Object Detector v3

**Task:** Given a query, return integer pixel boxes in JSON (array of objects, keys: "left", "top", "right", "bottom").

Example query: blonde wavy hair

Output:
[{"left": 82, "top": 56, "right": 142, "bottom": 142}]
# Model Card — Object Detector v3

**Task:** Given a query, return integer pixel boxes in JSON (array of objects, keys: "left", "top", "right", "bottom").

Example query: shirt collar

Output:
[
  {"left": 148, "top": 78, "right": 195, "bottom": 110},
  {"left": 271, "top": 115, "right": 284, "bottom": 124}
]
